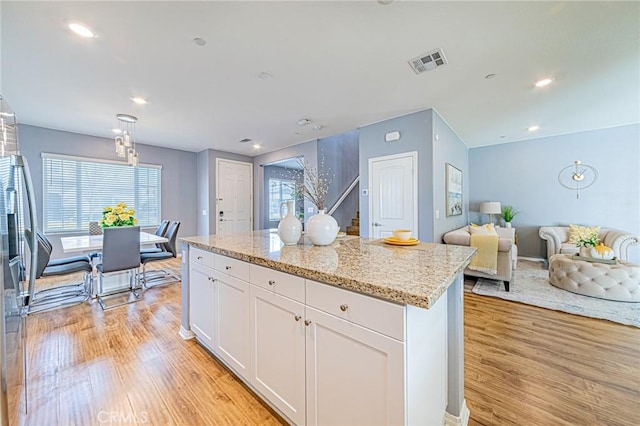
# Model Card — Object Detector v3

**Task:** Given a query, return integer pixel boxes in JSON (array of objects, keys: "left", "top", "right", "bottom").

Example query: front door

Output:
[
  {"left": 369, "top": 152, "right": 417, "bottom": 239},
  {"left": 216, "top": 159, "right": 253, "bottom": 235}
]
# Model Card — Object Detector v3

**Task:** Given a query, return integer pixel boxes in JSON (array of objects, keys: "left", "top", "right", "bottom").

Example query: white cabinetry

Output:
[
  {"left": 188, "top": 249, "right": 449, "bottom": 426},
  {"left": 189, "top": 250, "right": 216, "bottom": 351},
  {"left": 215, "top": 254, "right": 251, "bottom": 377},
  {"left": 250, "top": 285, "right": 306, "bottom": 425}
]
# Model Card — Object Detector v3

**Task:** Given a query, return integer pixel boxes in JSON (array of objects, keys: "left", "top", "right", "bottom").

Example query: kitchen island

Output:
[{"left": 180, "top": 230, "right": 475, "bottom": 426}]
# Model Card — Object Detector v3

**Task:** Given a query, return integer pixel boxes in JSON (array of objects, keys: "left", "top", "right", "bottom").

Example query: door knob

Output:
[{"left": 373, "top": 222, "right": 382, "bottom": 227}]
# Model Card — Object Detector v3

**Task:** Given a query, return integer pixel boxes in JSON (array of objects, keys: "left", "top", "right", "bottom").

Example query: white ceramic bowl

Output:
[{"left": 392, "top": 229, "right": 412, "bottom": 241}]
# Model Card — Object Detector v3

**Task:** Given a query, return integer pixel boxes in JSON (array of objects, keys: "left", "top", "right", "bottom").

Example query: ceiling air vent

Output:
[
  {"left": 408, "top": 48, "right": 447, "bottom": 74},
  {"left": 238, "top": 138, "right": 252, "bottom": 143}
]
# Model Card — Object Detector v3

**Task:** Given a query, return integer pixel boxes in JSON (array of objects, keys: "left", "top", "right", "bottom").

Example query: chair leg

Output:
[
  {"left": 141, "top": 263, "right": 181, "bottom": 290},
  {"left": 97, "top": 269, "right": 142, "bottom": 310},
  {"left": 28, "top": 272, "right": 92, "bottom": 314}
]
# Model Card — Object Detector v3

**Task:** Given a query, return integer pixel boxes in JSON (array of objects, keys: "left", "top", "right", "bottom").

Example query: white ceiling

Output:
[{"left": 2, "top": 1, "right": 638, "bottom": 156}]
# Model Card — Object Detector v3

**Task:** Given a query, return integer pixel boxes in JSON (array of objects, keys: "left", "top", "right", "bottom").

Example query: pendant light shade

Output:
[{"left": 114, "top": 114, "right": 139, "bottom": 166}]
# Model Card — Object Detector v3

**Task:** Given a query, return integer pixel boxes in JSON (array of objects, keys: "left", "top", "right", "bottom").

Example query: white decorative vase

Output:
[
  {"left": 277, "top": 200, "right": 302, "bottom": 245},
  {"left": 306, "top": 209, "right": 339, "bottom": 246},
  {"left": 505, "top": 222, "right": 512, "bottom": 228}
]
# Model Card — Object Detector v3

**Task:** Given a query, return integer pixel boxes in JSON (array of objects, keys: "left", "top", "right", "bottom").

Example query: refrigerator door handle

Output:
[{"left": 11, "top": 155, "right": 38, "bottom": 306}]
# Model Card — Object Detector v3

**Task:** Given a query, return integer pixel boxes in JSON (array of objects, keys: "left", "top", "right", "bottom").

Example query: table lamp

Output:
[{"left": 480, "top": 202, "right": 501, "bottom": 224}]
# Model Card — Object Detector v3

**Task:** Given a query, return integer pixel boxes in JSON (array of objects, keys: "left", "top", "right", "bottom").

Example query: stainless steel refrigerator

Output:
[{"left": 0, "top": 95, "right": 38, "bottom": 425}]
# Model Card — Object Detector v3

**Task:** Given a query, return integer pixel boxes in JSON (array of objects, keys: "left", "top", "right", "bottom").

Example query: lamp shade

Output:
[{"left": 480, "top": 202, "right": 502, "bottom": 215}]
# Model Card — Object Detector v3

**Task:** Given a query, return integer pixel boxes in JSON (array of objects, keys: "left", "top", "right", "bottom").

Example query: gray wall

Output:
[
  {"left": 318, "top": 130, "right": 359, "bottom": 232},
  {"left": 469, "top": 123, "right": 640, "bottom": 263},
  {"left": 253, "top": 140, "right": 318, "bottom": 229},
  {"left": 432, "top": 110, "right": 469, "bottom": 242},
  {"left": 18, "top": 124, "right": 197, "bottom": 259},
  {"left": 196, "top": 149, "right": 252, "bottom": 236},
  {"left": 359, "top": 110, "right": 435, "bottom": 241}
]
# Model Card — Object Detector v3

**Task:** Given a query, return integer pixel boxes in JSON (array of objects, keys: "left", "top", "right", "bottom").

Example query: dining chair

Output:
[
  {"left": 24, "top": 228, "right": 93, "bottom": 314},
  {"left": 96, "top": 226, "right": 142, "bottom": 310},
  {"left": 140, "top": 221, "right": 181, "bottom": 289},
  {"left": 89, "top": 221, "right": 103, "bottom": 235},
  {"left": 141, "top": 220, "right": 170, "bottom": 254}
]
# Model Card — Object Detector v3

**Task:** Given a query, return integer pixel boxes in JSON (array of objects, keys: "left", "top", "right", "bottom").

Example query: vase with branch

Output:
[{"left": 294, "top": 159, "right": 339, "bottom": 245}]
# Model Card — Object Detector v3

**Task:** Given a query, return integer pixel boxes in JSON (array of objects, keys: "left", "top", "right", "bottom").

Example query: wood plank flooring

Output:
[{"left": 12, "top": 258, "right": 640, "bottom": 425}]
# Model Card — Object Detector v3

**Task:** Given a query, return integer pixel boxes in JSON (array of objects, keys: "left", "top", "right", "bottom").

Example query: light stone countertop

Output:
[{"left": 181, "top": 230, "right": 476, "bottom": 309}]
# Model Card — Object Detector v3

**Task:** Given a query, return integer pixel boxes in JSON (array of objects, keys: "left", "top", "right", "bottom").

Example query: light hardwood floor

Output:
[{"left": 12, "top": 258, "right": 640, "bottom": 425}]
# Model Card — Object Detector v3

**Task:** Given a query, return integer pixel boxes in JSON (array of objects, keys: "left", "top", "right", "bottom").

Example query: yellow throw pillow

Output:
[
  {"left": 469, "top": 223, "right": 498, "bottom": 236},
  {"left": 567, "top": 224, "right": 600, "bottom": 244}
]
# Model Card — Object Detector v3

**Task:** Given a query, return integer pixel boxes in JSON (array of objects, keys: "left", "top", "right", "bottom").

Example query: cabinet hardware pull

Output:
[
  {"left": 340, "top": 304, "right": 348, "bottom": 312},
  {"left": 304, "top": 320, "right": 312, "bottom": 326},
  {"left": 268, "top": 280, "right": 275, "bottom": 285},
  {"left": 294, "top": 315, "right": 301, "bottom": 321},
  {"left": 197, "top": 256, "right": 203, "bottom": 260},
  {"left": 208, "top": 277, "right": 217, "bottom": 282},
  {"left": 225, "top": 266, "right": 231, "bottom": 270}
]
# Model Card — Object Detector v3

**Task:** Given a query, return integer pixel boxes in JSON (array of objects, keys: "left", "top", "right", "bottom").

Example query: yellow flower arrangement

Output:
[{"left": 99, "top": 202, "right": 137, "bottom": 228}]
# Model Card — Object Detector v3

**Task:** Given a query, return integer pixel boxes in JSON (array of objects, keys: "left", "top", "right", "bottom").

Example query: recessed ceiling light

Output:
[
  {"left": 131, "top": 97, "right": 147, "bottom": 105},
  {"left": 68, "top": 22, "right": 95, "bottom": 38},
  {"left": 528, "top": 125, "right": 540, "bottom": 132},
  {"left": 313, "top": 125, "right": 323, "bottom": 131},
  {"left": 297, "top": 118, "right": 311, "bottom": 126},
  {"left": 485, "top": 73, "right": 496, "bottom": 79},
  {"left": 193, "top": 37, "right": 206, "bottom": 46},
  {"left": 252, "top": 143, "right": 261, "bottom": 150},
  {"left": 499, "top": 135, "right": 506, "bottom": 139},
  {"left": 258, "top": 72, "right": 273, "bottom": 80},
  {"left": 535, "top": 78, "right": 553, "bottom": 88}
]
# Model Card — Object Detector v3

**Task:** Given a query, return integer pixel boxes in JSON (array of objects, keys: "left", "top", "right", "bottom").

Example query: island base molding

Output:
[
  {"left": 178, "top": 326, "right": 196, "bottom": 340},
  {"left": 443, "top": 400, "right": 470, "bottom": 426}
]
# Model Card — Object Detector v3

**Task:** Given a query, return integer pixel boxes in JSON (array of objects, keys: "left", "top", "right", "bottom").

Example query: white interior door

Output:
[
  {"left": 369, "top": 152, "right": 417, "bottom": 239},
  {"left": 216, "top": 159, "right": 253, "bottom": 235}
]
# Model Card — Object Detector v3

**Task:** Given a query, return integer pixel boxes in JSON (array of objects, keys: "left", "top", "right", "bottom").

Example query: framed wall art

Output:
[{"left": 446, "top": 163, "right": 462, "bottom": 217}]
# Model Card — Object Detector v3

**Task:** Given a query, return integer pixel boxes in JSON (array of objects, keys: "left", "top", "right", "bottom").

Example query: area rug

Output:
[{"left": 472, "top": 262, "right": 640, "bottom": 327}]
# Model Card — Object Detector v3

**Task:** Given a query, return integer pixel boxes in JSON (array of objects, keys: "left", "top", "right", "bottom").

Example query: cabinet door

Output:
[
  {"left": 189, "top": 264, "right": 216, "bottom": 350},
  {"left": 249, "top": 286, "right": 305, "bottom": 425},
  {"left": 305, "top": 306, "right": 405, "bottom": 426},
  {"left": 215, "top": 273, "right": 251, "bottom": 377}
]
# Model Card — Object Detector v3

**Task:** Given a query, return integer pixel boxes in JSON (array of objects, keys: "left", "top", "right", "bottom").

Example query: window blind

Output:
[{"left": 42, "top": 153, "right": 162, "bottom": 233}]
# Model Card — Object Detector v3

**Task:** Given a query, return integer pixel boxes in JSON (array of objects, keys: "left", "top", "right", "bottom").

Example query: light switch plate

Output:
[{"left": 202, "top": 210, "right": 207, "bottom": 216}]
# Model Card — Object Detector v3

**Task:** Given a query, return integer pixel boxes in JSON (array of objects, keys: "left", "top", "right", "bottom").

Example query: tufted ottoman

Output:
[{"left": 548, "top": 254, "right": 640, "bottom": 302}]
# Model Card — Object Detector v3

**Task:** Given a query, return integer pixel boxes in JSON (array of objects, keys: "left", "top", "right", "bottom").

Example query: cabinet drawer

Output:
[
  {"left": 250, "top": 264, "right": 305, "bottom": 303},
  {"left": 215, "top": 254, "right": 250, "bottom": 282},
  {"left": 190, "top": 247, "right": 215, "bottom": 268},
  {"left": 306, "top": 280, "right": 405, "bottom": 341}
]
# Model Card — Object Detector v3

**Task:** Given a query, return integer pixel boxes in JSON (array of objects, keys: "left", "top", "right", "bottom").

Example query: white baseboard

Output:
[
  {"left": 518, "top": 256, "right": 546, "bottom": 263},
  {"left": 179, "top": 326, "right": 196, "bottom": 340},
  {"left": 443, "top": 399, "right": 470, "bottom": 426}
]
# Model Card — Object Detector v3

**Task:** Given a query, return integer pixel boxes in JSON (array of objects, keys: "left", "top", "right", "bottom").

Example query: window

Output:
[
  {"left": 268, "top": 178, "right": 295, "bottom": 221},
  {"left": 42, "top": 153, "right": 161, "bottom": 233}
]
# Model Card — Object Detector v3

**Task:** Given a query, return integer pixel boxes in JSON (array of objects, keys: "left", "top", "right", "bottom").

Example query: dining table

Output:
[{"left": 60, "top": 231, "right": 168, "bottom": 253}]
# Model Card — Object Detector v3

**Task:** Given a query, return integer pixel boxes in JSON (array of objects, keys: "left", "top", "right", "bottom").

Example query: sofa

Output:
[
  {"left": 443, "top": 226, "right": 517, "bottom": 291},
  {"left": 538, "top": 226, "right": 639, "bottom": 261}
]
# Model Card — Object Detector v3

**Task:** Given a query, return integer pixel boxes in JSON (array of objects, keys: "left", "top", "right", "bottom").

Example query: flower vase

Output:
[
  {"left": 277, "top": 200, "right": 302, "bottom": 245},
  {"left": 579, "top": 246, "right": 592, "bottom": 258},
  {"left": 306, "top": 209, "right": 339, "bottom": 246}
]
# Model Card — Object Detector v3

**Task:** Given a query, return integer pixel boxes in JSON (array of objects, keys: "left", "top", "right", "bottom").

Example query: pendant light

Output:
[{"left": 114, "top": 113, "right": 139, "bottom": 166}]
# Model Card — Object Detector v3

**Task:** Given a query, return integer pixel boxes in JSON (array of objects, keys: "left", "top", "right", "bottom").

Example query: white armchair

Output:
[{"left": 538, "top": 226, "right": 639, "bottom": 261}]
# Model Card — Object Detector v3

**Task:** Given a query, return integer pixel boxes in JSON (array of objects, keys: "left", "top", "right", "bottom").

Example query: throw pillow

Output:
[
  {"left": 469, "top": 223, "right": 498, "bottom": 236},
  {"left": 567, "top": 224, "right": 601, "bottom": 244}
]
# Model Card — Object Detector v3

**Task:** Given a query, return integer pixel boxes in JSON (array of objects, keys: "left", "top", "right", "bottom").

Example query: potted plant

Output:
[
  {"left": 500, "top": 205, "right": 518, "bottom": 228},
  {"left": 576, "top": 232, "right": 600, "bottom": 258}
]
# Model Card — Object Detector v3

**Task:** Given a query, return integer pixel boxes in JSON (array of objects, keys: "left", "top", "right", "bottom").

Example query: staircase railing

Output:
[{"left": 327, "top": 175, "right": 359, "bottom": 216}]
